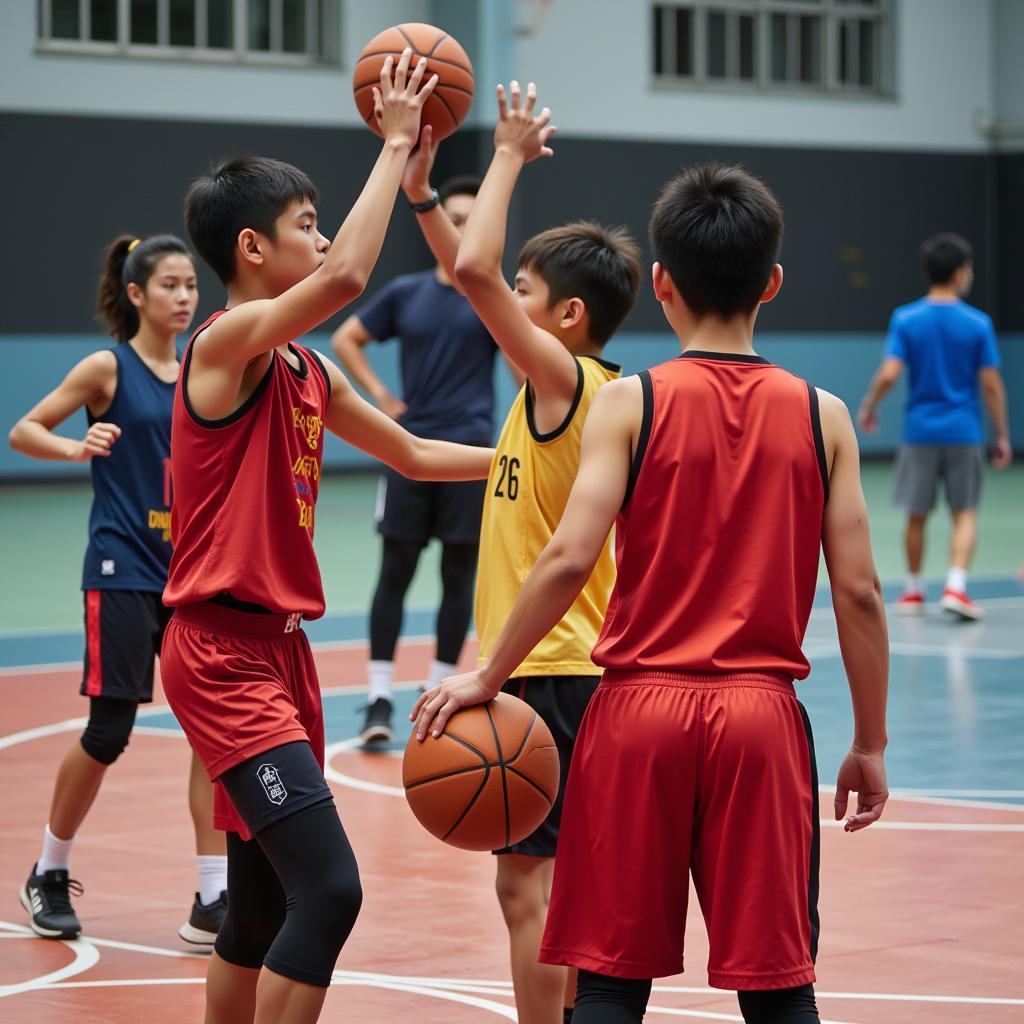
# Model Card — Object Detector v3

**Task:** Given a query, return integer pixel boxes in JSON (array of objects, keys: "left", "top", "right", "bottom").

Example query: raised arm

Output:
[
  {"left": 196, "top": 51, "right": 437, "bottom": 370},
  {"left": 819, "top": 390, "right": 890, "bottom": 832},
  {"left": 330, "top": 314, "right": 407, "bottom": 420},
  {"left": 316, "top": 354, "right": 492, "bottom": 481},
  {"left": 8, "top": 351, "right": 122, "bottom": 462},
  {"left": 453, "top": 83, "right": 578, "bottom": 408},
  {"left": 979, "top": 367, "right": 1012, "bottom": 468},
  {"left": 400, "top": 125, "right": 463, "bottom": 287},
  {"left": 411, "top": 376, "right": 640, "bottom": 738}
]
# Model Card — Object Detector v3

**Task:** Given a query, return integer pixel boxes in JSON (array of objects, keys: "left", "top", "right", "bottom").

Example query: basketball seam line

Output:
[
  {"left": 484, "top": 703, "right": 511, "bottom": 850},
  {"left": 505, "top": 711, "right": 537, "bottom": 763},
  {"left": 355, "top": 49, "right": 473, "bottom": 75},
  {"left": 433, "top": 90, "right": 458, "bottom": 126},
  {"left": 506, "top": 764, "right": 556, "bottom": 807},
  {"left": 441, "top": 764, "right": 490, "bottom": 842},
  {"left": 404, "top": 761, "right": 491, "bottom": 791},
  {"left": 353, "top": 80, "right": 473, "bottom": 98},
  {"left": 427, "top": 34, "right": 448, "bottom": 57}
]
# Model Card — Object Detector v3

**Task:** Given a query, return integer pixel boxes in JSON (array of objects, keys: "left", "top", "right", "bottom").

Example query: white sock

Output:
[
  {"left": 427, "top": 660, "right": 459, "bottom": 690},
  {"left": 946, "top": 566, "right": 968, "bottom": 593},
  {"left": 906, "top": 573, "right": 924, "bottom": 595},
  {"left": 367, "top": 660, "right": 394, "bottom": 703},
  {"left": 38, "top": 824, "right": 74, "bottom": 874},
  {"left": 196, "top": 855, "right": 227, "bottom": 905}
]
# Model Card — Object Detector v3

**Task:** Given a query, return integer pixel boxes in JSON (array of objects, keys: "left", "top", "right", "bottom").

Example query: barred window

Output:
[
  {"left": 37, "top": 0, "right": 341, "bottom": 65},
  {"left": 652, "top": 0, "right": 890, "bottom": 94}
]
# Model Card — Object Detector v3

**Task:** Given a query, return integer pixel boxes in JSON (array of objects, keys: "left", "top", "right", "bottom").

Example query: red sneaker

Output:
[
  {"left": 940, "top": 588, "right": 985, "bottom": 621},
  {"left": 894, "top": 591, "right": 926, "bottom": 614}
]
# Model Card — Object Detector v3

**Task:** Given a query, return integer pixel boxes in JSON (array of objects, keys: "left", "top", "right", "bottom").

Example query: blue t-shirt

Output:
[
  {"left": 884, "top": 298, "right": 1001, "bottom": 445},
  {"left": 357, "top": 270, "right": 497, "bottom": 444},
  {"left": 82, "top": 344, "right": 176, "bottom": 592}
]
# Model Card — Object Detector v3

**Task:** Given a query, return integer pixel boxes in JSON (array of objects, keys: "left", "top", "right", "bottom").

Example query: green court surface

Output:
[{"left": 0, "top": 462, "right": 1021, "bottom": 634}]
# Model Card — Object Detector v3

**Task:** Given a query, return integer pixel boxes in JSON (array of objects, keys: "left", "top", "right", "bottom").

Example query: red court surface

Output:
[{"left": 2, "top": 643, "right": 1022, "bottom": 1023}]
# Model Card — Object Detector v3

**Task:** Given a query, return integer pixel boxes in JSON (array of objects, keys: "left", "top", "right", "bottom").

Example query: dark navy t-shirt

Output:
[
  {"left": 883, "top": 298, "right": 1001, "bottom": 445},
  {"left": 356, "top": 270, "right": 497, "bottom": 444}
]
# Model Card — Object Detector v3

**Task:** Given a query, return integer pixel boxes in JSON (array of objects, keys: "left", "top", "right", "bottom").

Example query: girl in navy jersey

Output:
[{"left": 9, "top": 233, "right": 228, "bottom": 945}]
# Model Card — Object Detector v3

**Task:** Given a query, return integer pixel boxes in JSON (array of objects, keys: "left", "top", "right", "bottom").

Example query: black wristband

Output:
[{"left": 409, "top": 188, "right": 440, "bottom": 213}]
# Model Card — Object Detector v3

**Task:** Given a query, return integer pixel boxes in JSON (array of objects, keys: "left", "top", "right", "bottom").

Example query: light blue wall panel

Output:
[{"left": 3, "top": 333, "right": 1020, "bottom": 479}]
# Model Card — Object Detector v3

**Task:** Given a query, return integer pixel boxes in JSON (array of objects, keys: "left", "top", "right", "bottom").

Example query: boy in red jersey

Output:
[
  {"left": 161, "top": 53, "right": 493, "bottom": 1024},
  {"left": 414, "top": 164, "right": 890, "bottom": 1024}
]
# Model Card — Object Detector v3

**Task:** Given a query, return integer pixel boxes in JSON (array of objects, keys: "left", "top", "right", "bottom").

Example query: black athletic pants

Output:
[{"left": 369, "top": 538, "right": 476, "bottom": 664}]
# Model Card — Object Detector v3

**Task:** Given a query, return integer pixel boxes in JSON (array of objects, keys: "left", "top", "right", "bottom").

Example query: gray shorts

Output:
[{"left": 892, "top": 444, "right": 985, "bottom": 515}]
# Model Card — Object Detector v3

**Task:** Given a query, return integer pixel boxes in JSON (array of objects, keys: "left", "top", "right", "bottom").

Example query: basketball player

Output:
[
  {"left": 9, "top": 234, "right": 228, "bottom": 945},
  {"left": 415, "top": 164, "right": 890, "bottom": 1024},
  {"left": 331, "top": 160, "right": 502, "bottom": 744},
  {"left": 160, "top": 52, "right": 492, "bottom": 1024},
  {"left": 858, "top": 232, "right": 1011, "bottom": 620},
  {"left": 412, "top": 83, "right": 641, "bottom": 1024}
]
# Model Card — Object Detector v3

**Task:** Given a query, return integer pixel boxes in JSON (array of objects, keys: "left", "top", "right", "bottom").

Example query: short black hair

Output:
[
  {"left": 184, "top": 156, "right": 319, "bottom": 284},
  {"left": 921, "top": 233, "right": 973, "bottom": 285},
  {"left": 439, "top": 175, "right": 481, "bottom": 203},
  {"left": 517, "top": 222, "right": 641, "bottom": 345},
  {"left": 649, "top": 163, "right": 783, "bottom": 318}
]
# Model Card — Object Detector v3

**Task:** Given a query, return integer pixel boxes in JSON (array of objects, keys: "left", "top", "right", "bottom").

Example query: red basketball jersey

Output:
[
  {"left": 592, "top": 351, "right": 829, "bottom": 678},
  {"left": 163, "top": 312, "right": 331, "bottom": 618}
]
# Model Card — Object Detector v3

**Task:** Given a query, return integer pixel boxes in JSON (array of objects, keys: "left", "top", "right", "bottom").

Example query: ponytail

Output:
[{"left": 95, "top": 233, "right": 194, "bottom": 342}]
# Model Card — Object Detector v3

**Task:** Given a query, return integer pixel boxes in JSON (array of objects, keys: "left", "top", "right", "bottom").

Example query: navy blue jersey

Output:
[
  {"left": 82, "top": 344, "right": 176, "bottom": 592},
  {"left": 357, "top": 270, "right": 497, "bottom": 443}
]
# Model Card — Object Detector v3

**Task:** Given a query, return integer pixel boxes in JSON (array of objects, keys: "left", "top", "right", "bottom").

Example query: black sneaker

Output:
[
  {"left": 20, "top": 863, "right": 83, "bottom": 939},
  {"left": 360, "top": 697, "right": 393, "bottom": 744},
  {"left": 178, "top": 890, "right": 227, "bottom": 946}
]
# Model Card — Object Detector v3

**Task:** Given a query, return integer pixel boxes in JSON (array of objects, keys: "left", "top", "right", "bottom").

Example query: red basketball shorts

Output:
[
  {"left": 539, "top": 669, "right": 819, "bottom": 990},
  {"left": 160, "top": 602, "right": 325, "bottom": 840}
]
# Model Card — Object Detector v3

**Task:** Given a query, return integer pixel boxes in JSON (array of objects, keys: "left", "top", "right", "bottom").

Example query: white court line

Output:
[
  {"left": 0, "top": 934, "right": 100, "bottom": 999},
  {"left": 0, "top": 920, "right": 206, "bottom": 960}
]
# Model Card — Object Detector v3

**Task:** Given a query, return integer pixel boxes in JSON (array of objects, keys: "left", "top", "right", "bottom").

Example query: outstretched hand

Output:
[
  {"left": 373, "top": 48, "right": 438, "bottom": 150},
  {"left": 834, "top": 747, "right": 888, "bottom": 832},
  {"left": 494, "top": 81, "right": 556, "bottom": 163},
  {"left": 410, "top": 670, "right": 502, "bottom": 740},
  {"left": 402, "top": 124, "right": 440, "bottom": 200}
]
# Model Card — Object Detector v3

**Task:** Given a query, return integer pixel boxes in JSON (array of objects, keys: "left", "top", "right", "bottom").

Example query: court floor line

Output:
[{"left": 1, "top": 920, "right": 1019, "bottom": 1014}]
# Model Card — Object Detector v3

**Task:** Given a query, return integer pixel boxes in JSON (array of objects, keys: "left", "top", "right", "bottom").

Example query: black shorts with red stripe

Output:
[{"left": 81, "top": 589, "right": 173, "bottom": 703}]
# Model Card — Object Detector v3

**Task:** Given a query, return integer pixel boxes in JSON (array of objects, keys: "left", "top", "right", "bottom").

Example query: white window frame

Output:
[
  {"left": 36, "top": 0, "right": 341, "bottom": 67},
  {"left": 651, "top": 0, "right": 893, "bottom": 98}
]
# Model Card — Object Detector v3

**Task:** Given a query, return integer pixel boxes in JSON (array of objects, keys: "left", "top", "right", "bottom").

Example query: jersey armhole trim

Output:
[
  {"left": 806, "top": 381, "right": 829, "bottom": 504},
  {"left": 306, "top": 348, "right": 333, "bottom": 400},
  {"left": 622, "top": 370, "right": 654, "bottom": 509},
  {"left": 524, "top": 358, "right": 585, "bottom": 444},
  {"left": 182, "top": 333, "right": 275, "bottom": 431}
]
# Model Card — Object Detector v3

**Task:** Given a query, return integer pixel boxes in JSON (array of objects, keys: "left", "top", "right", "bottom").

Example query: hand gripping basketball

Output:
[{"left": 403, "top": 691, "right": 560, "bottom": 851}]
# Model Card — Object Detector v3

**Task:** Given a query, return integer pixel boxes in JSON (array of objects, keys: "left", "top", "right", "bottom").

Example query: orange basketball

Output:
[
  {"left": 352, "top": 23, "right": 474, "bottom": 142},
  {"left": 402, "top": 692, "right": 560, "bottom": 851}
]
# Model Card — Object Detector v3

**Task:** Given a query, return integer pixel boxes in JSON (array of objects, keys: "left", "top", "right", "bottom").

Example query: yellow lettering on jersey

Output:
[
  {"left": 296, "top": 498, "right": 315, "bottom": 530},
  {"left": 148, "top": 509, "right": 172, "bottom": 541},
  {"left": 292, "top": 407, "right": 323, "bottom": 451}
]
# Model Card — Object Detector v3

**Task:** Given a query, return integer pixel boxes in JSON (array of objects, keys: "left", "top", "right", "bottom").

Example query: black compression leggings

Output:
[
  {"left": 571, "top": 973, "right": 819, "bottom": 1024},
  {"left": 369, "top": 539, "right": 477, "bottom": 664},
  {"left": 214, "top": 799, "right": 362, "bottom": 988},
  {"left": 80, "top": 696, "right": 138, "bottom": 765}
]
